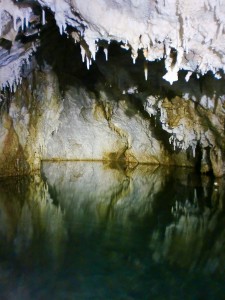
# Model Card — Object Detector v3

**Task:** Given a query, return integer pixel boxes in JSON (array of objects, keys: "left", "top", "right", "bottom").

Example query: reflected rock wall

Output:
[
  {"left": 42, "top": 162, "right": 166, "bottom": 227},
  {"left": 0, "top": 162, "right": 224, "bottom": 285},
  {"left": 0, "top": 175, "right": 67, "bottom": 264},
  {"left": 150, "top": 190, "right": 225, "bottom": 276},
  {"left": 42, "top": 162, "right": 225, "bottom": 276}
]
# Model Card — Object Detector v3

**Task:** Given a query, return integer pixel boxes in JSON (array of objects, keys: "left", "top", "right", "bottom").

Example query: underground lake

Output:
[
  {"left": 0, "top": 161, "right": 224, "bottom": 299},
  {"left": 0, "top": 2, "right": 225, "bottom": 299}
]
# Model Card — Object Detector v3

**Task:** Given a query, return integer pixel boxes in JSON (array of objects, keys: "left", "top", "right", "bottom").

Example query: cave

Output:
[
  {"left": 0, "top": 1, "right": 225, "bottom": 299},
  {"left": 0, "top": 1, "right": 225, "bottom": 177}
]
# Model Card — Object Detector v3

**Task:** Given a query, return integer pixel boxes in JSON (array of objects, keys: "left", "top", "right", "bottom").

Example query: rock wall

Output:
[
  {"left": 0, "top": 2, "right": 224, "bottom": 177},
  {"left": 0, "top": 63, "right": 224, "bottom": 177},
  {"left": 0, "top": 70, "right": 188, "bottom": 176}
]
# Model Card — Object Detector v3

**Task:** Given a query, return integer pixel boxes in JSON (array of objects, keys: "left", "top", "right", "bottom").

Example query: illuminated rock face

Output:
[
  {"left": 0, "top": 65, "right": 223, "bottom": 177},
  {"left": 0, "top": 69, "right": 195, "bottom": 176},
  {"left": 0, "top": 1, "right": 224, "bottom": 176}
]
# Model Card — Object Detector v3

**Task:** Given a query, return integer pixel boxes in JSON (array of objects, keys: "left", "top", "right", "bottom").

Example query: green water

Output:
[{"left": 0, "top": 162, "right": 224, "bottom": 299}]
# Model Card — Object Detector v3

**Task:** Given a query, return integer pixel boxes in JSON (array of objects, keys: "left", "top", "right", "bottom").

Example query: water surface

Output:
[{"left": 0, "top": 162, "right": 224, "bottom": 299}]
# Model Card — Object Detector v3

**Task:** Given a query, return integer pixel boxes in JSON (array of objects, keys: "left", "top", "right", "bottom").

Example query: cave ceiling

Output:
[{"left": 1, "top": 0, "right": 225, "bottom": 89}]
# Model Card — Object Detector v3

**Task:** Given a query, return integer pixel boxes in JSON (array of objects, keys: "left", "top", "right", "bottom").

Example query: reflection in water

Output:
[{"left": 0, "top": 162, "right": 224, "bottom": 299}]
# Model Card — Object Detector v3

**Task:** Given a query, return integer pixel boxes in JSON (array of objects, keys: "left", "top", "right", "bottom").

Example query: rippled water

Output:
[{"left": 0, "top": 162, "right": 224, "bottom": 299}]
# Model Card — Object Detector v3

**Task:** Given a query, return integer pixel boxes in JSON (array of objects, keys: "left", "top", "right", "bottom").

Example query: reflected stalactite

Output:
[{"left": 150, "top": 178, "right": 225, "bottom": 276}]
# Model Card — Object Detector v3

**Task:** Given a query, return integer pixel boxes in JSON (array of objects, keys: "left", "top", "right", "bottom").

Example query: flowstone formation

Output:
[{"left": 0, "top": 0, "right": 224, "bottom": 176}]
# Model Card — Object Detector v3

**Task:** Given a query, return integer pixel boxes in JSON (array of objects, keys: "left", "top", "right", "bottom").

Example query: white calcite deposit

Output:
[
  {"left": 37, "top": 0, "right": 225, "bottom": 83},
  {"left": 0, "top": 0, "right": 225, "bottom": 88},
  {"left": 0, "top": 0, "right": 36, "bottom": 90}
]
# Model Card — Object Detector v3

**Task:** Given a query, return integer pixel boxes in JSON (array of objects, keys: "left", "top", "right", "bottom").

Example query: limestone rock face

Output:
[
  {"left": 0, "top": 62, "right": 224, "bottom": 177},
  {"left": 0, "top": 70, "right": 178, "bottom": 176},
  {"left": 43, "top": 86, "right": 168, "bottom": 164},
  {"left": 145, "top": 95, "right": 225, "bottom": 176},
  {"left": 0, "top": 1, "right": 224, "bottom": 177}
]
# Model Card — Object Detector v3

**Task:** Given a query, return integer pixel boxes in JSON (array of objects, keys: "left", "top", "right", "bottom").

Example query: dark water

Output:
[{"left": 0, "top": 162, "right": 224, "bottom": 300}]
